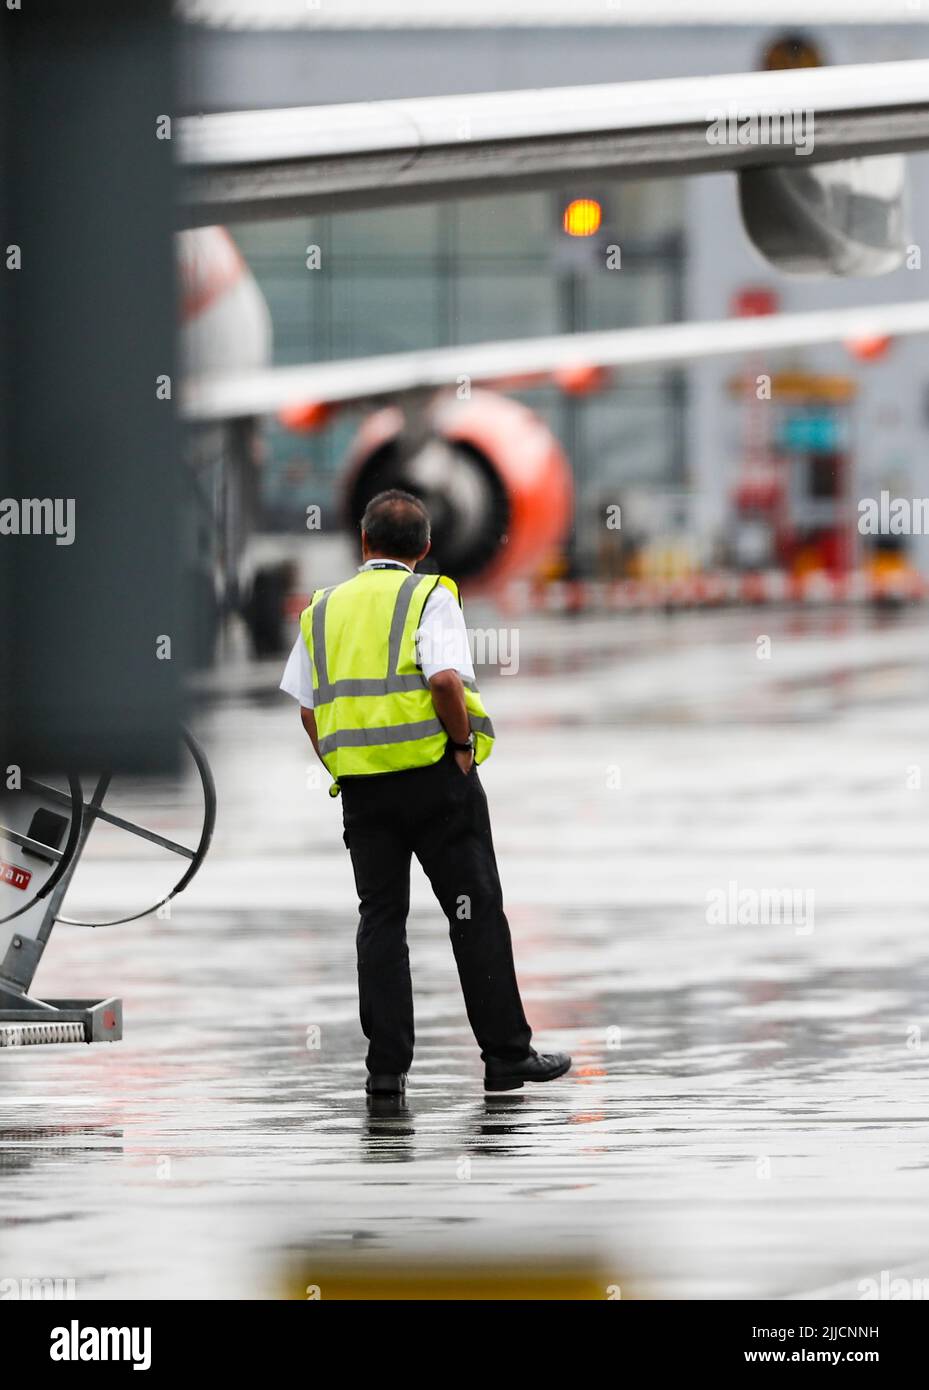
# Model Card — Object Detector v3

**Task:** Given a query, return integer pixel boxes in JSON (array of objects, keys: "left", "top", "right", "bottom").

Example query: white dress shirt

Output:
[{"left": 279, "top": 559, "right": 475, "bottom": 709}]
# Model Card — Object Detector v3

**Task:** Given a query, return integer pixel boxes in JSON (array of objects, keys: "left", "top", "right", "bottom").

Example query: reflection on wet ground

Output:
[{"left": 2, "top": 608, "right": 929, "bottom": 1298}]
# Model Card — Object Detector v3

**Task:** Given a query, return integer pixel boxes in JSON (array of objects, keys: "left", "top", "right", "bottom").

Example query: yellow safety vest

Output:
[{"left": 300, "top": 566, "right": 495, "bottom": 792}]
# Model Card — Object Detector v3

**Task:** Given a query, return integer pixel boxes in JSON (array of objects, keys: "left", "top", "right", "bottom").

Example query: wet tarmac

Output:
[{"left": 2, "top": 606, "right": 929, "bottom": 1299}]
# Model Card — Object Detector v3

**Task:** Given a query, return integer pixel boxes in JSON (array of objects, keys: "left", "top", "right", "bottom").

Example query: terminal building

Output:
[{"left": 179, "top": 6, "right": 929, "bottom": 590}]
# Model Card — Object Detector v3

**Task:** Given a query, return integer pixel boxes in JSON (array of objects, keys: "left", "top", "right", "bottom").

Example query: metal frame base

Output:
[{"left": 0, "top": 995, "right": 122, "bottom": 1045}]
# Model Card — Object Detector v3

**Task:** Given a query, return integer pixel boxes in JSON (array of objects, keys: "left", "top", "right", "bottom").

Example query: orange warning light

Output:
[
  {"left": 562, "top": 198, "right": 602, "bottom": 238},
  {"left": 846, "top": 335, "right": 892, "bottom": 362},
  {"left": 279, "top": 401, "right": 334, "bottom": 433}
]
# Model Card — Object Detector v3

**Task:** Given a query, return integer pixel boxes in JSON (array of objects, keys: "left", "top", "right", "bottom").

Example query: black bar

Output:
[
  {"left": 0, "top": 825, "right": 63, "bottom": 860},
  {"left": 0, "top": 1299, "right": 921, "bottom": 1375},
  {"left": 22, "top": 776, "right": 194, "bottom": 860}
]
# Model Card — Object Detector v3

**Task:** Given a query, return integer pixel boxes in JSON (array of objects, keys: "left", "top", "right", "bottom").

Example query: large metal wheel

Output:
[{"left": 56, "top": 727, "right": 216, "bottom": 928}]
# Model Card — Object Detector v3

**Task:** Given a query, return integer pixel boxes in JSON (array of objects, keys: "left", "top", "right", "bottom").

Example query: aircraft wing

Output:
[
  {"left": 178, "top": 59, "right": 929, "bottom": 224},
  {"left": 183, "top": 298, "right": 929, "bottom": 422}
]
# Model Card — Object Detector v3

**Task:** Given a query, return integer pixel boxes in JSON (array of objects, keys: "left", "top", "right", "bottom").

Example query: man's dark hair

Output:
[{"left": 361, "top": 489, "right": 430, "bottom": 560}]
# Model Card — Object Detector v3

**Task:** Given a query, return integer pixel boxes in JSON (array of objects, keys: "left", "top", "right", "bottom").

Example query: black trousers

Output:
[{"left": 340, "top": 745, "right": 532, "bottom": 1074}]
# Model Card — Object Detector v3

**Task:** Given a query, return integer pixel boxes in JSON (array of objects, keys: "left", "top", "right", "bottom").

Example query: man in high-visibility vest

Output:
[{"left": 280, "top": 489, "right": 571, "bottom": 1097}]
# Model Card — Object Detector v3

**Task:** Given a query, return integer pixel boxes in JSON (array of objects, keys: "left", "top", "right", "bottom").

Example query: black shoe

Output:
[
  {"left": 484, "top": 1050, "right": 572, "bottom": 1092},
  {"left": 365, "top": 1072, "right": 407, "bottom": 1096}
]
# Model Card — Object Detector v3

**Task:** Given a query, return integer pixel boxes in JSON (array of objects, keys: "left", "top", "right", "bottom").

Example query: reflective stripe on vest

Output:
[{"left": 300, "top": 568, "right": 495, "bottom": 784}]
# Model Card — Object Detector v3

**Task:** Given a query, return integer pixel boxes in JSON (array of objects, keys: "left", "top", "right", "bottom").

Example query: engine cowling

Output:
[{"left": 343, "top": 390, "right": 573, "bottom": 590}]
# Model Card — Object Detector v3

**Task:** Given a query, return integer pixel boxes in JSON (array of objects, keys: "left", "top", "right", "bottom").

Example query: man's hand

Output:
[
  {"left": 300, "top": 705, "right": 326, "bottom": 766},
  {"left": 428, "top": 669, "right": 473, "bottom": 771},
  {"left": 453, "top": 747, "right": 474, "bottom": 776}
]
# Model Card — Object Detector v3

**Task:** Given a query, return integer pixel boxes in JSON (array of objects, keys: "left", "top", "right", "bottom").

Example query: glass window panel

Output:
[
  {"left": 456, "top": 192, "right": 554, "bottom": 260},
  {"left": 330, "top": 274, "right": 442, "bottom": 355},
  {"left": 603, "top": 179, "right": 683, "bottom": 241},
  {"left": 231, "top": 219, "right": 326, "bottom": 268},
  {"left": 329, "top": 204, "right": 441, "bottom": 262},
  {"left": 258, "top": 272, "right": 328, "bottom": 361},
  {"left": 581, "top": 265, "right": 675, "bottom": 331},
  {"left": 455, "top": 272, "right": 559, "bottom": 343},
  {"left": 581, "top": 385, "right": 681, "bottom": 490}
]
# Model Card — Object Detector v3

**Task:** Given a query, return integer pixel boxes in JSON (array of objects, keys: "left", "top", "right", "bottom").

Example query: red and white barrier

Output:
[{"left": 504, "top": 569, "right": 929, "bottom": 614}]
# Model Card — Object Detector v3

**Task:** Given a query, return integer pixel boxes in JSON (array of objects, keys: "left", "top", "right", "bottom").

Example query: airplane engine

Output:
[{"left": 342, "top": 390, "right": 573, "bottom": 590}]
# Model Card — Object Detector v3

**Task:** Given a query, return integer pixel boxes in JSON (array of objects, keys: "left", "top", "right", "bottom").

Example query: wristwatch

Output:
[{"left": 449, "top": 734, "right": 475, "bottom": 753}]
